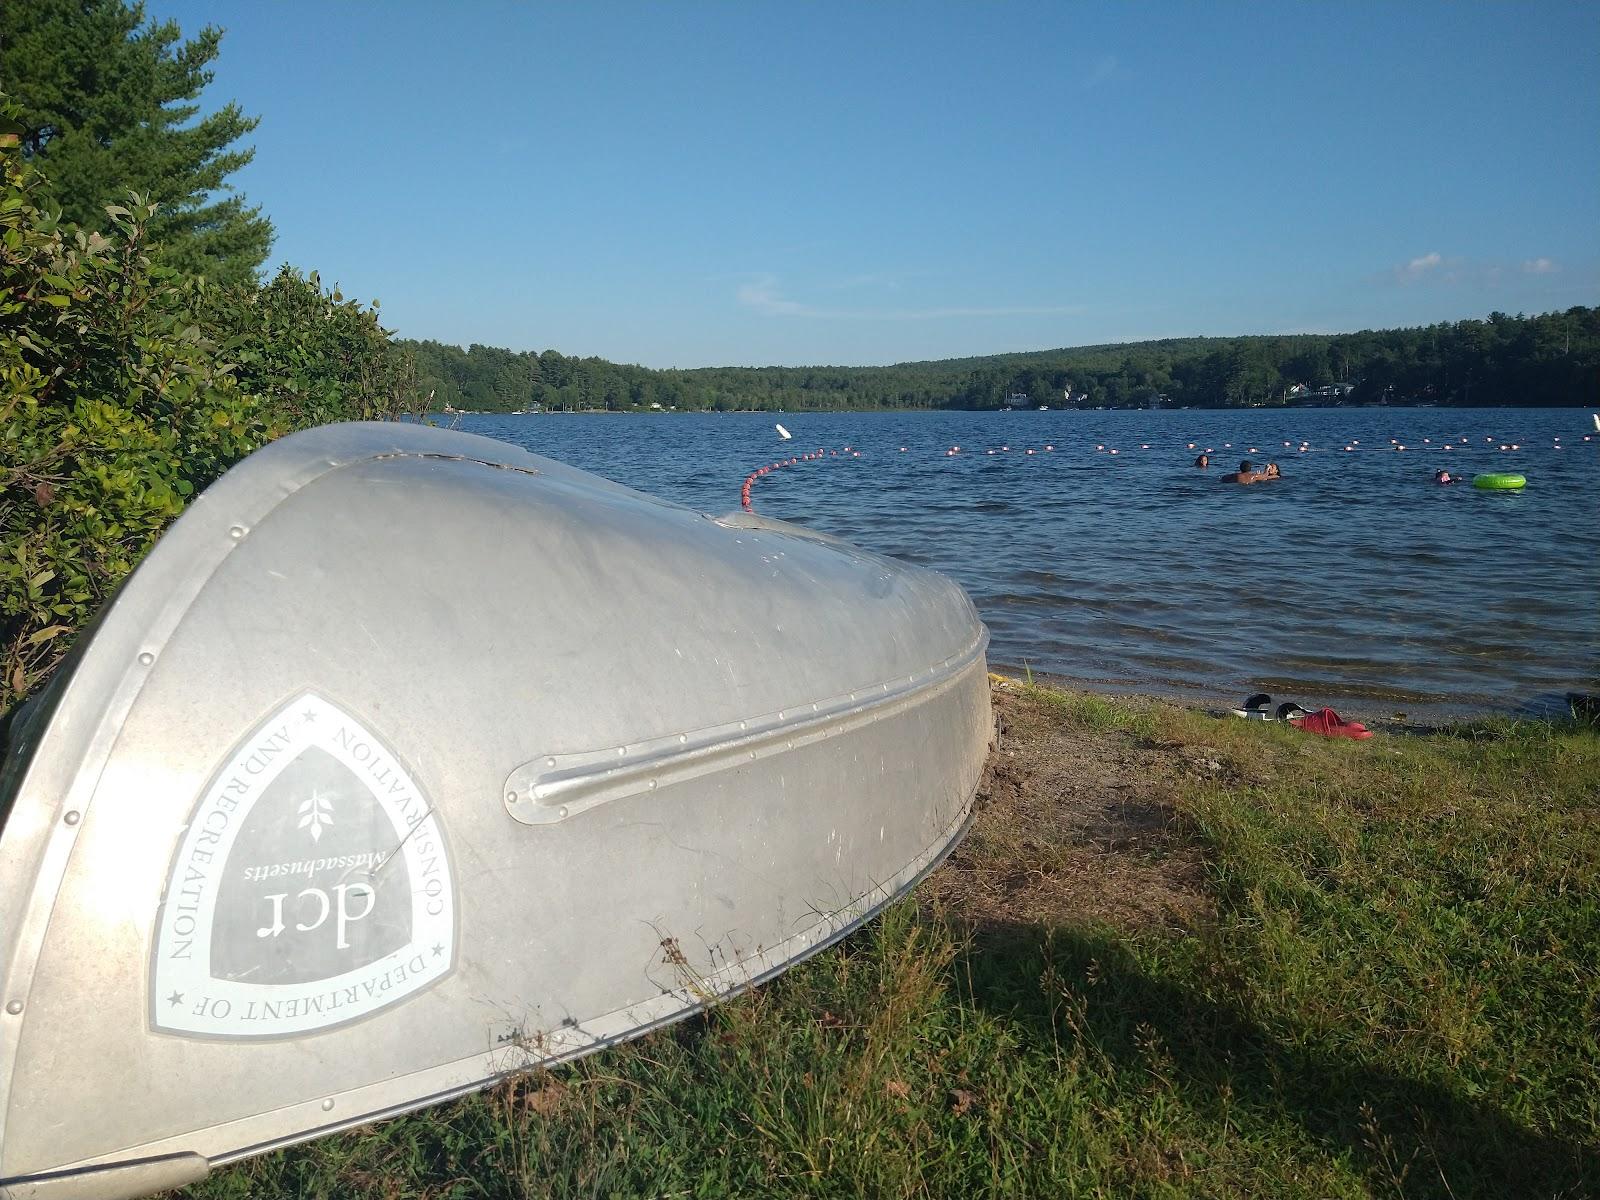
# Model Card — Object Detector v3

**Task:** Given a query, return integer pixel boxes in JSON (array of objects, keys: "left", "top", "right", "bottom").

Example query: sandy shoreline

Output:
[{"left": 982, "top": 666, "right": 1529, "bottom": 734}]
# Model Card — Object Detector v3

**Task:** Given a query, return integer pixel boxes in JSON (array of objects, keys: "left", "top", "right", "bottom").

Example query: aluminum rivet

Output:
[
  {"left": 647, "top": 780, "right": 657, "bottom": 790},
  {"left": 228, "top": 525, "right": 246, "bottom": 539},
  {"left": 505, "top": 791, "right": 517, "bottom": 803},
  {"left": 63, "top": 811, "right": 80, "bottom": 826},
  {"left": 558, "top": 806, "right": 569, "bottom": 819},
  {"left": 5, "top": 1000, "right": 21, "bottom": 1015},
  {"left": 321, "top": 1098, "right": 334, "bottom": 1111},
  {"left": 546, "top": 757, "right": 556, "bottom": 767},
  {"left": 137, "top": 652, "right": 154, "bottom": 666}
]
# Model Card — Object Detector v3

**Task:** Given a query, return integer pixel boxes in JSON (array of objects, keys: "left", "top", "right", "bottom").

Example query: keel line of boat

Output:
[{"left": 507, "top": 628, "right": 989, "bottom": 824}]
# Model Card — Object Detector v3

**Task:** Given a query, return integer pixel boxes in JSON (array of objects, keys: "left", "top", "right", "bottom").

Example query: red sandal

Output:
[{"left": 1288, "top": 707, "right": 1373, "bottom": 740}]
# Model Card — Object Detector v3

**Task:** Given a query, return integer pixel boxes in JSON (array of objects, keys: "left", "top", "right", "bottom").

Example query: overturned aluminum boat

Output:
[{"left": 0, "top": 422, "right": 991, "bottom": 1199}]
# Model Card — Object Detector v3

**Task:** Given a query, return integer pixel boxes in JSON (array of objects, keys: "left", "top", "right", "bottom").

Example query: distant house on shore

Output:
[
  {"left": 1004, "top": 392, "right": 1033, "bottom": 409},
  {"left": 1287, "top": 382, "right": 1355, "bottom": 404}
]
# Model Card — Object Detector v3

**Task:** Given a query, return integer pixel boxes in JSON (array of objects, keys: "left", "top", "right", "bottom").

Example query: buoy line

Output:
[
  {"left": 741, "top": 446, "right": 861, "bottom": 511},
  {"left": 736, "top": 430, "right": 1592, "bottom": 510}
]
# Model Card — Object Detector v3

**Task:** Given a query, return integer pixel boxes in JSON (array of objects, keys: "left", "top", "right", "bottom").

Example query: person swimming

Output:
[
  {"left": 1263, "top": 462, "right": 1281, "bottom": 479},
  {"left": 1222, "top": 459, "right": 1258, "bottom": 484},
  {"left": 1434, "top": 469, "right": 1456, "bottom": 484},
  {"left": 1194, "top": 453, "right": 1210, "bottom": 468}
]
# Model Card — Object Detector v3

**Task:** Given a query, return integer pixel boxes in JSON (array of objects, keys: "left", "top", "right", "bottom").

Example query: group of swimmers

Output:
[
  {"left": 1193, "top": 453, "right": 1281, "bottom": 484},
  {"left": 1190, "top": 450, "right": 1481, "bottom": 488},
  {"left": 1196, "top": 453, "right": 1462, "bottom": 486}
]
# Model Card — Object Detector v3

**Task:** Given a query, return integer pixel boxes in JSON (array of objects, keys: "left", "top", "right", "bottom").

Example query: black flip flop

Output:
[{"left": 1230, "top": 693, "right": 1275, "bottom": 719}]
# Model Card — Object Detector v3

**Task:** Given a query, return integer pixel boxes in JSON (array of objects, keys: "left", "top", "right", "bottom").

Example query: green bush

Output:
[
  {"left": 1, "top": 111, "right": 417, "bottom": 709},
  {"left": 208, "top": 265, "right": 418, "bottom": 432}
]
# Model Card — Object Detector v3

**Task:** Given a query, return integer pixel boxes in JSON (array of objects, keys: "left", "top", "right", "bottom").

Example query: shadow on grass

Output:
[{"left": 957, "top": 919, "right": 1597, "bottom": 1199}]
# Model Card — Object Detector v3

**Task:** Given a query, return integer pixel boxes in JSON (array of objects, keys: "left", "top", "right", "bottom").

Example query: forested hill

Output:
[{"left": 404, "top": 306, "right": 1599, "bottom": 413}]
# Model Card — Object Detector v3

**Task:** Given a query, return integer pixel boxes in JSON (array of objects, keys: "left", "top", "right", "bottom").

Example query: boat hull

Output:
[{"left": 0, "top": 423, "right": 991, "bottom": 1199}]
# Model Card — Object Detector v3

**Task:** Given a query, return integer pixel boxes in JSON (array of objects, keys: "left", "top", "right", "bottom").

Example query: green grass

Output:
[
  {"left": 181, "top": 689, "right": 1599, "bottom": 1199},
  {"left": 1022, "top": 683, "right": 1161, "bottom": 738}
]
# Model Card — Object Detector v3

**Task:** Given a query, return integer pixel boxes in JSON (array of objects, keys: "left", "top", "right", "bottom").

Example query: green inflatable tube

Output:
[{"left": 1473, "top": 472, "right": 1526, "bottom": 490}]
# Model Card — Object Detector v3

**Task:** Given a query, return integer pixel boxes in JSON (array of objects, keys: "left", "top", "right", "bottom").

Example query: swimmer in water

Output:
[
  {"left": 1194, "top": 453, "right": 1210, "bottom": 468},
  {"left": 1222, "top": 459, "right": 1259, "bottom": 484},
  {"left": 1263, "top": 462, "right": 1281, "bottom": 479},
  {"left": 1434, "top": 469, "right": 1455, "bottom": 484}
]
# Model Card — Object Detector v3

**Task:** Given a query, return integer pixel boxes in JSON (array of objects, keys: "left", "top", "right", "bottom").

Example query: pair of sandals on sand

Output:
[{"left": 1230, "top": 693, "right": 1374, "bottom": 740}]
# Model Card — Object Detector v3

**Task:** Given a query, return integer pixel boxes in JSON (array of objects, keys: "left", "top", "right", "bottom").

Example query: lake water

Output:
[{"left": 454, "top": 407, "right": 1599, "bottom": 717}]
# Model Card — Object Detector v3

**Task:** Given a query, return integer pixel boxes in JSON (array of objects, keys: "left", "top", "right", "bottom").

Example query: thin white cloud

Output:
[
  {"left": 1381, "top": 252, "right": 1570, "bottom": 288},
  {"left": 1083, "top": 54, "right": 1119, "bottom": 89},
  {"left": 737, "top": 278, "right": 807, "bottom": 316},
  {"left": 1393, "top": 251, "right": 1443, "bottom": 282},
  {"left": 737, "top": 276, "right": 1084, "bottom": 321},
  {"left": 828, "top": 273, "right": 900, "bottom": 292}
]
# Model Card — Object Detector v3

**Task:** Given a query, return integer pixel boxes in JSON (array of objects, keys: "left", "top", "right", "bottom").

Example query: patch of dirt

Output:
[
  {"left": 522, "top": 1077, "right": 568, "bottom": 1116},
  {"left": 928, "top": 681, "right": 1210, "bottom": 936}
]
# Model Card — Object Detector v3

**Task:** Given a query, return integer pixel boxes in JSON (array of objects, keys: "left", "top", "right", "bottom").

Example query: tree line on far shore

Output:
[{"left": 407, "top": 307, "right": 1598, "bottom": 414}]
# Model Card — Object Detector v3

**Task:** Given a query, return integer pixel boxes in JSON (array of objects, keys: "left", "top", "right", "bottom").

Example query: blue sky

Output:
[{"left": 163, "top": 1, "right": 1599, "bottom": 368}]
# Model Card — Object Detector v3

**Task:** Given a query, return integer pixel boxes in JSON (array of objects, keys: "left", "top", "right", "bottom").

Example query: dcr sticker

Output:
[{"left": 152, "top": 692, "right": 454, "bottom": 1038}]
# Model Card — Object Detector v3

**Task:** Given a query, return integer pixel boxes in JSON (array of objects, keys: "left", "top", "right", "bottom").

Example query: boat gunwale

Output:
[{"left": 9, "top": 735, "right": 985, "bottom": 1193}]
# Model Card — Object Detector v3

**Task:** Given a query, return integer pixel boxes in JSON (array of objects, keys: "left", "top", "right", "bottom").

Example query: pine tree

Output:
[{"left": 2, "top": 0, "right": 274, "bottom": 284}]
